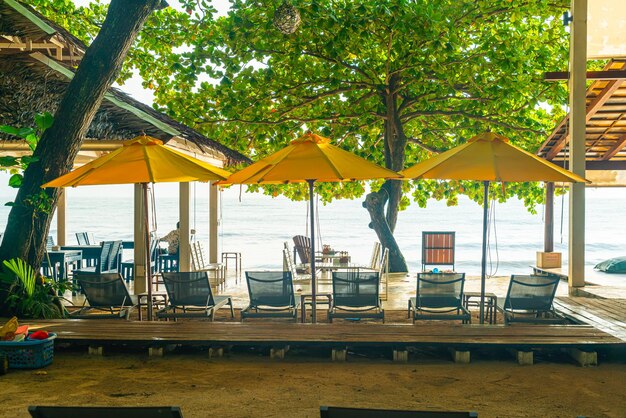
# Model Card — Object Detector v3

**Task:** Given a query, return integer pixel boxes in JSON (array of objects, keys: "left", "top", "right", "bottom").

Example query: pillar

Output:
[
  {"left": 209, "top": 181, "right": 219, "bottom": 264},
  {"left": 56, "top": 189, "right": 66, "bottom": 246},
  {"left": 568, "top": 0, "right": 587, "bottom": 290},
  {"left": 179, "top": 182, "right": 191, "bottom": 271},
  {"left": 544, "top": 182, "right": 554, "bottom": 253},
  {"left": 133, "top": 184, "right": 146, "bottom": 294}
]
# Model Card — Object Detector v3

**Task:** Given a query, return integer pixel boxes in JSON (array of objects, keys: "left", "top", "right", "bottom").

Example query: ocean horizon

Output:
[{"left": 1, "top": 181, "right": 625, "bottom": 277}]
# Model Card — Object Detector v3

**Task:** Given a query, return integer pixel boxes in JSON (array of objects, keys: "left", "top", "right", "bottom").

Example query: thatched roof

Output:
[{"left": 0, "top": 0, "right": 249, "bottom": 165}]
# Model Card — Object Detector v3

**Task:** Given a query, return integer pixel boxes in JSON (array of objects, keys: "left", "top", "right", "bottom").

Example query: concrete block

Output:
[
  {"left": 393, "top": 349, "right": 408, "bottom": 363},
  {"left": 568, "top": 348, "right": 597, "bottom": 367},
  {"left": 149, "top": 347, "right": 164, "bottom": 357},
  {"left": 332, "top": 348, "right": 347, "bottom": 362},
  {"left": 449, "top": 348, "right": 470, "bottom": 364},
  {"left": 88, "top": 346, "right": 103, "bottom": 356}
]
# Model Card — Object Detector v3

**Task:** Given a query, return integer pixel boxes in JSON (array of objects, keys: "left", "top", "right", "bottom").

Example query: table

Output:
[
  {"left": 137, "top": 291, "right": 168, "bottom": 321},
  {"left": 61, "top": 245, "right": 101, "bottom": 267},
  {"left": 46, "top": 250, "right": 82, "bottom": 282},
  {"left": 463, "top": 291, "right": 497, "bottom": 324},
  {"left": 300, "top": 292, "right": 333, "bottom": 323},
  {"left": 221, "top": 252, "right": 242, "bottom": 276}
]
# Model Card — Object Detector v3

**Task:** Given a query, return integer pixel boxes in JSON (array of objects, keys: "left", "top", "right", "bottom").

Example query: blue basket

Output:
[{"left": 0, "top": 333, "right": 56, "bottom": 369}]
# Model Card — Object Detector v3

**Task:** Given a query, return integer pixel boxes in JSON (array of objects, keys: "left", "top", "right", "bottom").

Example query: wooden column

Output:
[
  {"left": 544, "top": 182, "right": 554, "bottom": 253},
  {"left": 133, "top": 183, "right": 146, "bottom": 294},
  {"left": 56, "top": 189, "right": 66, "bottom": 246},
  {"left": 209, "top": 181, "right": 219, "bottom": 264},
  {"left": 568, "top": 0, "right": 587, "bottom": 290},
  {"left": 179, "top": 182, "right": 191, "bottom": 271}
]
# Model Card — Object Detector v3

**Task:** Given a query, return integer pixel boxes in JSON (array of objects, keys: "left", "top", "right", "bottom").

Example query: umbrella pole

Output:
[
  {"left": 308, "top": 179, "right": 317, "bottom": 324},
  {"left": 480, "top": 180, "right": 489, "bottom": 324},
  {"left": 144, "top": 183, "right": 153, "bottom": 321}
]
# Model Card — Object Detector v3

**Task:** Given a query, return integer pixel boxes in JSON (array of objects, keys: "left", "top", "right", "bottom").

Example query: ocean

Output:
[{"left": 0, "top": 182, "right": 625, "bottom": 276}]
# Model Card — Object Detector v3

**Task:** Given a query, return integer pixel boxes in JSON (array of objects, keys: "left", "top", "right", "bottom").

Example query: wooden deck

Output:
[
  {"left": 24, "top": 319, "right": 623, "bottom": 349},
  {"left": 555, "top": 297, "right": 626, "bottom": 342}
]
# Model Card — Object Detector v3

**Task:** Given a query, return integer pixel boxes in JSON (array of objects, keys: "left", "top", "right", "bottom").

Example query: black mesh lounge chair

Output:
[
  {"left": 496, "top": 274, "right": 564, "bottom": 324},
  {"left": 408, "top": 272, "right": 470, "bottom": 323},
  {"left": 320, "top": 406, "right": 477, "bottom": 418},
  {"left": 242, "top": 271, "right": 299, "bottom": 321},
  {"left": 71, "top": 273, "right": 136, "bottom": 319},
  {"left": 29, "top": 406, "right": 183, "bottom": 418},
  {"left": 329, "top": 269, "right": 384, "bottom": 323},
  {"left": 156, "top": 271, "right": 234, "bottom": 320}
]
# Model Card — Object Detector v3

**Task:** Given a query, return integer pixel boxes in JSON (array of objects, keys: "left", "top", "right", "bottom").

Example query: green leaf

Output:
[
  {"left": 0, "top": 156, "right": 18, "bottom": 167},
  {"left": 24, "top": 133, "right": 39, "bottom": 151},
  {"left": 0, "top": 125, "right": 20, "bottom": 136},
  {"left": 8, "top": 173, "right": 23, "bottom": 188},
  {"left": 17, "top": 127, "right": 35, "bottom": 138},
  {"left": 34, "top": 112, "right": 54, "bottom": 131}
]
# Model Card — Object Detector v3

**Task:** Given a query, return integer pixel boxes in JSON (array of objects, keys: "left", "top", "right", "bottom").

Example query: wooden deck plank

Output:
[
  {"left": 20, "top": 319, "right": 623, "bottom": 348},
  {"left": 555, "top": 297, "right": 626, "bottom": 342}
]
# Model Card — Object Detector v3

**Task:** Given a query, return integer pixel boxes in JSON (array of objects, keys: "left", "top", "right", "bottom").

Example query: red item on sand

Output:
[{"left": 28, "top": 330, "right": 49, "bottom": 340}]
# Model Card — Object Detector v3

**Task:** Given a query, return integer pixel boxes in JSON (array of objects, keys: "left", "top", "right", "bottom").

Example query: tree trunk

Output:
[
  {"left": 363, "top": 182, "right": 408, "bottom": 272},
  {"left": 0, "top": 0, "right": 165, "bottom": 271},
  {"left": 364, "top": 76, "right": 408, "bottom": 272}
]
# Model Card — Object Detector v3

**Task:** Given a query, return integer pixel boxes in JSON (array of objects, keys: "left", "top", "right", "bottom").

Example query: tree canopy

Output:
[{"left": 27, "top": 0, "right": 571, "bottom": 270}]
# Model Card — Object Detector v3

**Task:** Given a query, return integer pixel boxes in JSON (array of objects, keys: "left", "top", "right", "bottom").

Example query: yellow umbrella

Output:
[
  {"left": 400, "top": 132, "right": 587, "bottom": 323},
  {"left": 218, "top": 132, "right": 402, "bottom": 322},
  {"left": 43, "top": 135, "right": 231, "bottom": 320}
]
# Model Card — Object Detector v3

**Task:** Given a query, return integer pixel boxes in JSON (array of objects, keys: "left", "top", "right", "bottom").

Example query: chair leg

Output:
[{"left": 228, "top": 298, "right": 235, "bottom": 318}]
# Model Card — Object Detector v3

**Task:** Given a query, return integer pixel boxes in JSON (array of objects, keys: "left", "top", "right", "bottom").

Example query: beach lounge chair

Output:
[
  {"left": 496, "top": 274, "right": 564, "bottom": 324},
  {"left": 70, "top": 273, "right": 136, "bottom": 319},
  {"left": 409, "top": 272, "right": 470, "bottom": 323},
  {"left": 156, "top": 271, "right": 234, "bottom": 320},
  {"left": 320, "top": 406, "right": 477, "bottom": 417},
  {"left": 329, "top": 269, "right": 384, "bottom": 323},
  {"left": 422, "top": 231, "right": 455, "bottom": 271},
  {"left": 29, "top": 405, "right": 183, "bottom": 418},
  {"left": 242, "top": 271, "right": 299, "bottom": 321},
  {"left": 292, "top": 235, "right": 325, "bottom": 265},
  {"left": 283, "top": 247, "right": 311, "bottom": 281},
  {"left": 190, "top": 241, "right": 225, "bottom": 290}
]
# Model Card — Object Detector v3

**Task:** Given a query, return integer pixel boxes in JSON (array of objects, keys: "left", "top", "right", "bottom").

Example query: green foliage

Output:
[
  {"left": 28, "top": 0, "right": 572, "bottom": 212},
  {"left": 0, "top": 259, "right": 69, "bottom": 319},
  {"left": 0, "top": 112, "right": 52, "bottom": 211}
]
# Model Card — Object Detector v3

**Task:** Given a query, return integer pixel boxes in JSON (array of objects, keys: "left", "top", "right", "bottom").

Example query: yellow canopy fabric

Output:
[
  {"left": 400, "top": 132, "right": 587, "bottom": 183},
  {"left": 42, "top": 135, "right": 231, "bottom": 188},
  {"left": 217, "top": 132, "right": 401, "bottom": 185}
]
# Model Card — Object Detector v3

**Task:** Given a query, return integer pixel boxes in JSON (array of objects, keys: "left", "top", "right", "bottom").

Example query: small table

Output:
[
  {"left": 46, "top": 250, "right": 82, "bottom": 282},
  {"left": 300, "top": 292, "right": 333, "bottom": 323},
  {"left": 463, "top": 292, "right": 497, "bottom": 324},
  {"left": 137, "top": 291, "right": 168, "bottom": 321},
  {"left": 221, "top": 252, "right": 242, "bottom": 277}
]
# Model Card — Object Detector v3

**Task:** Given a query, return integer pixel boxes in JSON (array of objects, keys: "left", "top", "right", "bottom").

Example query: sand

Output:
[{"left": 2, "top": 346, "right": 626, "bottom": 418}]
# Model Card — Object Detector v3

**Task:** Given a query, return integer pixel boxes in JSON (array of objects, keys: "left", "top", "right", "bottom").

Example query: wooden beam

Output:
[
  {"left": 545, "top": 79, "right": 622, "bottom": 160},
  {"left": 545, "top": 70, "right": 626, "bottom": 81},
  {"left": 600, "top": 133, "right": 626, "bottom": 160}
]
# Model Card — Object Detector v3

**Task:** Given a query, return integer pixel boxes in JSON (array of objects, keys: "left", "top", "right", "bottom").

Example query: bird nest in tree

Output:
[{"left": 273, "top": 2, "right": 301, "bottom": 34}]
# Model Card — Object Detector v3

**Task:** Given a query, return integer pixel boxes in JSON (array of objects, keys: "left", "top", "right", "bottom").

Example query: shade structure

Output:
[
  {"left": 43, "top": 135, "right": 231, "bottom": 320},
  {"left": 218, "top": 132, "right": 402, "bottom": 322},
  {"left": 400, "top": 132, "right": 587, "bottom": 323}
]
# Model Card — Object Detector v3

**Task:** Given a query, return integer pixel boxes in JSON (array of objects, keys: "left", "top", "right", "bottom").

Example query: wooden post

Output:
[
  {"left": 209, "top": 182, "right": 218, "bottom": 264},
  {"left": 544, "top": 182, "right": 554, "bottom": 253},
  {"left": 179, "top": 182, "right": 191, "bottom": 272},
  {"left": 133, "top": 183, "right": 146, "bottom": 294},
  {"left": 568, "top": 0, "right": 587, "bottom": 290},
  {"left": 56, "top": 189, "right": 66, "bottom": 246}
]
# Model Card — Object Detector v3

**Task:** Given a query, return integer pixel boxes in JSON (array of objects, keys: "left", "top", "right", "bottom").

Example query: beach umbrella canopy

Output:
[
  {"left": 400, "top": 132, "right": 587, "bottom": 323},
  {"left": 218, "top": 132, "right": 402, "bottom": 322},
  {"left": 43, "top": 135, "right": 231, "bottom": 320}
]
